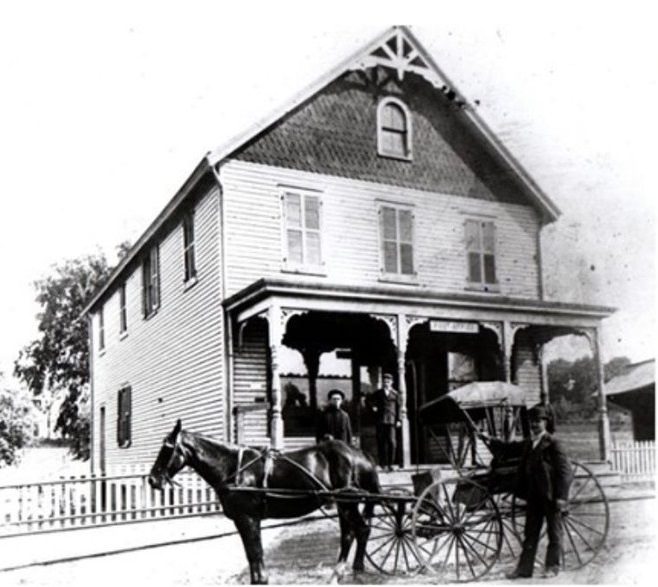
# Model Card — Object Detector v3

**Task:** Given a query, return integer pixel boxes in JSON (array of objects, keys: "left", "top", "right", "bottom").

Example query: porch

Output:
[{"left": 223, "top": 277, "right": 615, "bottom": 465}]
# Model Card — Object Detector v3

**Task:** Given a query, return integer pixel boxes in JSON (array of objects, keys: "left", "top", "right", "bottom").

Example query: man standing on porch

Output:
[
  {"left": 368, "top": 373, "right": 401, "bottom": 471},
  {"left": 315, "top": 389, "right": 352, "bottom": 445}
]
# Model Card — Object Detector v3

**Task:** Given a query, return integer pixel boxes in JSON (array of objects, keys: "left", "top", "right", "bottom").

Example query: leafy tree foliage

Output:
[
  {"left": 548, "top": 355, "right": 632, "bottom": 421},
  {"left": 14, "top": 244, "right": 129, "bottom": 459},
  {"left": 0, "top": 375, "right": 35, "bottom": 467}
]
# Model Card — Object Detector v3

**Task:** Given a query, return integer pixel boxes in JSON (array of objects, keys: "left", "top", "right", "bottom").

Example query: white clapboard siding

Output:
[
  {"left": 92, "top": 187, "right": 225, "bottom": 470},
  {"left": 220, "top": 160, "right": 541, "bottom": 299},
  {"left": 233, "top": 318, "right": 270, "bottom": 447}
]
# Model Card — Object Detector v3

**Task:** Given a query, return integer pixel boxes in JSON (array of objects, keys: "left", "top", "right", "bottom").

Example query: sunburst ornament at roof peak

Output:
[{"left": 349, "top": 26, "right": 467, "bottom": 107}]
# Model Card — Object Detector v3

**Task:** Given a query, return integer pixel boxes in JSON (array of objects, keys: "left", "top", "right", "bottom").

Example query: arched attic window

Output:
[{"left": 377, "top": 97, "right": 412, "bottom": 160}]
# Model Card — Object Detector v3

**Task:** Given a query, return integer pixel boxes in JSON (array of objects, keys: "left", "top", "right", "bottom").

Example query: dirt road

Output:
[{"left": 2, "top": 497, "right": 655, "bottom": 585}]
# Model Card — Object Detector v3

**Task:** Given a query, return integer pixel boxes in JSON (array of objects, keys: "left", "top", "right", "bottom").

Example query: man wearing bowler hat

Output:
[
  {"left": 315, "top": 389, "right": 352, "bottom": 444},
  {"left": 479, "top": 404, "right": 572, "bottom": 578},
  {"left": 368, "top": 372, "right": 401, "bottom": 471}
]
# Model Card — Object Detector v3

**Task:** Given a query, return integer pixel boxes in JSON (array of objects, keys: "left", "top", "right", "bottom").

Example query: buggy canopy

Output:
[{"left": 418, "top": 381, "right": 536, "bottom": 426}]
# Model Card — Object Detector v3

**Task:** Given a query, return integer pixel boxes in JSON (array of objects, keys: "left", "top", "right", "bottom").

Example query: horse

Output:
[{"left": 148, "top": 419, "right": 381, "bottom": 584}]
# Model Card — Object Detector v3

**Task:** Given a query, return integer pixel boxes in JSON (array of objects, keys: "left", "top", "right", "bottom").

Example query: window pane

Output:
[
  {"left": 399, "top": 209, "right": 413, "bottom": 242},
  {"left": 304, "top": 196, "right": 320, "bottom": 230},
  {"left": 484, "top": 254, "right": 496, "bottom": 284},
  {"left": 382, "top": 207, "right": 397, "bottom": 240},
  {"left": 382, "top": 130, "right": 406, "bottom": 156},
  {"left": 285, "top": 194, "right": 302, "bottom": 228},
  {"left": 383, "top": 241, "right": 398, "bottom": 273},
  {"left": 305, "top": 231, "right": 321, "bottom": 265},
  {"left": 383, "top": 103, "right": 406, "bottom": 131},
  {"left": 400, "top": 243, "right": 414, "bottom": 274},
  {"left": 468, "top": 252, "right": 482, "bottom": 282},
  {"left": 482, "top": 222, "right": 495, "bottom": 253},
  {"left": 287, "top": 229, "right": 303, "bottom": 264},
  {"left": 465, "top": 220, "right": 480, "bottom": 251}
]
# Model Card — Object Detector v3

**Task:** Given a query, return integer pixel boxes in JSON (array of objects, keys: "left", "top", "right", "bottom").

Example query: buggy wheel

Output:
[
  {"left": 511, "top": 460, "right": 609, "bottom": 571},
  {"left": 365, "top": 488, "right": 422, "bottom": 575},
  {"left": 493, "top": 491, "right": 523, "bottom": 563},
  {"left": 411, "top": 477, "right": 503, "bottom": 582}
]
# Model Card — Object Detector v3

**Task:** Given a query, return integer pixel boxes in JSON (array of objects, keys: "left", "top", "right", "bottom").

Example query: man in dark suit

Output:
[
  {"left": 316, "top": 389, "right": 352, "bottom": 444},
  {"left": 480, "top": 405, "right": 572, "bottom": 578},
  {"left": 368, "top": 373, "right": 401, "bottom": 471}
]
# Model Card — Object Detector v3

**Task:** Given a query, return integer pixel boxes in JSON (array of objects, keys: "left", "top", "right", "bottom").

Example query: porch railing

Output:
[
  {"left": 0, "top": 467, "right": 220, "bottom": 539},
  {"left": 609, "top": 440, "right": 656, "bottom": 482}
]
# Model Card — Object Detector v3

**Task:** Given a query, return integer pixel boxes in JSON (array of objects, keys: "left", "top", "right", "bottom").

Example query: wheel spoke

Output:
[
  {"left": 393, "top": 537, "right": 401, "bottom": 571},
  {"left": 379, "top": 535, "right": 398, "bottom": 568},
  {"left": 563, "top": 518, "right": 584, "bottom": 566},
  {"left": 564, "top": 517, "right": 596, "bottom": 553},
  {"left": 566, "top": 513, "right": 605, "bottom": 537},
  {"left": 460, "top": 532, "right": 488, "bottom": 568},
  {"left": 457, "top": 535, "right": 477, "bottom": 578},
  {"left": 441, "top": 483, "right": 457, "bottom": 521},
  {"left": 369, "top": 533, "right": 396, "bottom": 556}
]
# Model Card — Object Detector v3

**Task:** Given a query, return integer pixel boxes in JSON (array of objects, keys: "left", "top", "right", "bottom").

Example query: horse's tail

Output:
[{"left": 354, "top": 455, "right": 382, "bottom": 520}]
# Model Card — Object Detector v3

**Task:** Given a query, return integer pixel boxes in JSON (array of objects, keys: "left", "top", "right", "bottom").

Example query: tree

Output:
[
  {"left": 0, "top": 374, "right": 35, "bottom": 467},
  {"left": 14, "top": 243, "right": 129, "bottom": 460}
]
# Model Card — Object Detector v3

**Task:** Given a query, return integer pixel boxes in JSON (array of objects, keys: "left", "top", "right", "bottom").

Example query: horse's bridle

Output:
[{"left": 159, "top": 436, "right": 184, "bottom": 487}]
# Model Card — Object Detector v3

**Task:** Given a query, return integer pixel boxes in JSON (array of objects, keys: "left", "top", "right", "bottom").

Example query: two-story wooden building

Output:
[{"left": 83, "top": 27, "right": 614, "bottom": 472}]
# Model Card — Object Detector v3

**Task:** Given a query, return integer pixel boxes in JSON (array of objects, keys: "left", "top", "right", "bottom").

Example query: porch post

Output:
[
  {"left": 396, "top": 313, "right": 411, "bottom": 468},
  {"left": 502, "top": 321, "right": 514, "bottom": 383},
  {"left": 592, "top": 327, "right": 611, "bottom": 461},
  {"left": 267, "top": 304, "right": 284, "bottom": 450}
]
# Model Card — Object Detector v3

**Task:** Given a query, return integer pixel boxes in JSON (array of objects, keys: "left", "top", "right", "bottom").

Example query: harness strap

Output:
[{"left": 235, "top": 446, "right": 245, "bottom": 486}]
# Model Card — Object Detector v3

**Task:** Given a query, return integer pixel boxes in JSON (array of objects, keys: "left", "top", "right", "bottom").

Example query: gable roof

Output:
[
  {"left": 208, "top": 25, "right": 561, "bottom": 221},
  {"left": 83, "top": 26, "right": 561, "bottom": 316},
  {"left": 605, "top": 359, "right": 655, "bottom": 397}
]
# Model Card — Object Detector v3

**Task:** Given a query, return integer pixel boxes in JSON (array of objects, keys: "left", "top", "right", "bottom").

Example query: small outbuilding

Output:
[{"left": 605, "top": 360, "right": 655, "bottom": 441}]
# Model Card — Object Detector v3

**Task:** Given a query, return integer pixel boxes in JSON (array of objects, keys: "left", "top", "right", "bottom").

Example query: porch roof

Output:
[{"left": 223, "top": 277, "right": 615, "bottom": 326}]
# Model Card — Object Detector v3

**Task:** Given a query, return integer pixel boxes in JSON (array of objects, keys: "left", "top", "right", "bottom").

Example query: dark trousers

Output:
[
  {"left": 376, "top": 423, "right": 397, "bottom": 468},
  {"left": 517, "top": 497, "right": 563, "bottom": 575}
]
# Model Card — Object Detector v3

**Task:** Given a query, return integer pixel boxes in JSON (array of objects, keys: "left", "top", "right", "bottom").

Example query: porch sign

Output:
[{"left": 429, "top": 319, "right": 479, "bottom": 334}]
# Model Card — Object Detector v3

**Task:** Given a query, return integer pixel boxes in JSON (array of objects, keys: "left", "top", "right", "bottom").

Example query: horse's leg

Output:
[
  {"left": 234, "top": 515, "right": 268, "bottom": 584},
  {"left": 330, "top": 505, "right": 354, "bottom": 583},
  {"left": 350, "top": 504, "right": 371, "bottom": 573}
]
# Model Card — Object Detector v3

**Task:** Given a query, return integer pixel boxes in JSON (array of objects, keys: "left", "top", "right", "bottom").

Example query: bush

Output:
[{"left": 0, "top": 388, "right": 35, "bottom": 467}]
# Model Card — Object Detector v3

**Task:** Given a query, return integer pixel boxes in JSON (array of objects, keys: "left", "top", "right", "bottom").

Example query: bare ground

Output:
[{"left": 1, "top": 497, "right": 656, "bottom": 585}]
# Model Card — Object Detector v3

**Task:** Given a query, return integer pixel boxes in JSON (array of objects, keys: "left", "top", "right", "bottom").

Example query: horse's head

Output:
[{"left": 148, "top": 419, "right": 188, "bottom": 490}]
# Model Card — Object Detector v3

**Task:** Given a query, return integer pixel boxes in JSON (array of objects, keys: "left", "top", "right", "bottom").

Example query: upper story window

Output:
[
  {"left": 465, "top": 219, "right": 498, "bottom": 290},
  {"left": 99, "top": 305, "right": 105, "bottom": 351},
  {"left": 282, "top": 190, "right": 323, "bottom": 270},
  {"left": 377, "top": 97, "right": 412, "bottom": 160},
  {"left": 117, "top": 385, "right": 132, "bottom": 448},
  {"left": 379, "top": 204, "right": 415, "bottom": 276},
  {"left": 182, "top": 211, "right": 197, "bottom": 282},
  {"left": 142, "top": 245, "right": 160, "bottom": 317},
  {"left": 119, "top": 283, "right": 127, "bottom": 334}
]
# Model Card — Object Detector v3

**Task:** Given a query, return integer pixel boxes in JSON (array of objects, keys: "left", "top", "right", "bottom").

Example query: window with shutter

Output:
[
  {"left": 99, "top": 305, "right": 105, "bottom": 351},
  {"left": 379, "top": 204, "right": 415, "bottom": 277},
  {"left": 142, "top": 245, "right": 160, "bottom": 317},
  {"left": 377, "top": 98, "right": 412, "bottom": 160},
  {"left": 282, "top": 190, "right": 323, "bottom": 271},
  {"left": 117, "top": 386, "right": 132, "bottom": 448},
  {"left": 464, "top": 219, "right": 498, "bottom": 289}
]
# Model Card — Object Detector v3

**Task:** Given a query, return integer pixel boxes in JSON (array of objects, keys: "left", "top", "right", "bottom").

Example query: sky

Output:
[{"left": 0, "top": 1, "right": 655, "bottom": 387}]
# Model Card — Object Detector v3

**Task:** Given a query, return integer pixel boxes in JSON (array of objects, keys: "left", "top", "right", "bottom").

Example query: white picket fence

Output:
[
  {"left": 0, "top": 467, "right": 220, "bottom": 538},
  {"left": 610, "top": 440, "right": 656, "bottom": 482}
]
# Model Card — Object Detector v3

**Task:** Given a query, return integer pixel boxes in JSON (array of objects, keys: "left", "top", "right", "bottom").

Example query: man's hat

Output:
[
  {"left": 528, "top": 405, "right": 549, "bottom": 421},
  {"left": 327, "top": 389, "right": 345, "bottom": 400},
  {"left": 383, "top": 372, "right": 394, "bottom": 381}
]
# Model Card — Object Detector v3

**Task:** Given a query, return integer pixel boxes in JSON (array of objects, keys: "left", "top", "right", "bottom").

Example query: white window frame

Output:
[
  {"left": 280, "top": 187, "right": 325, "bottom": 275},
  {"left": 464, "top": 218, "right": 499, "bottom": 292},
  {"left": 119, "top": 282, "right": 127, "bottom": 335},
  {"left": 377, "top": 96, "right": 413, "bottom": 161},
  {"left": 182, "top": 210, "right": 197, "bottom": 284},
  {"left": 377, "top": 201, "right": 417, "bottom": 283}
]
